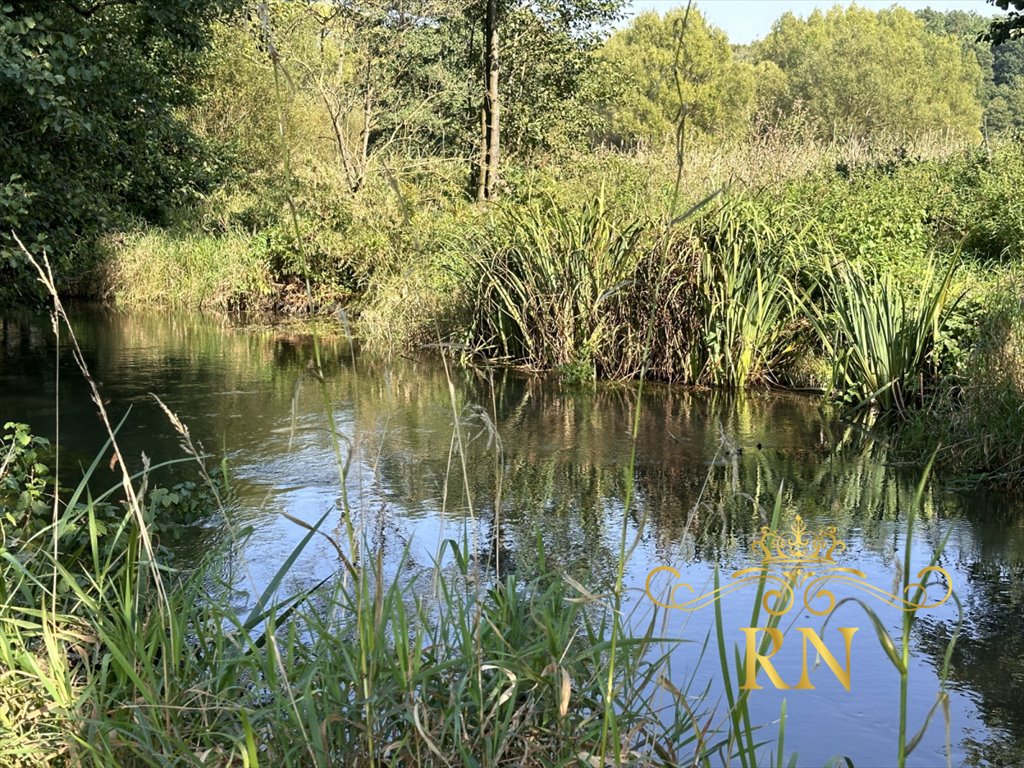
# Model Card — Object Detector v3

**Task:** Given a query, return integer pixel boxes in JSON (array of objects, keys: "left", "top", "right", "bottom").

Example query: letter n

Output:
[{"left": 794, "top": 627, "right": 858, "bottom": 691}]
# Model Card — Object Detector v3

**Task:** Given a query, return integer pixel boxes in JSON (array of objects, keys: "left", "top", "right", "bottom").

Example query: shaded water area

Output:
[{"left": 3, "top": 309, "right": 1024, "bottom": 766}]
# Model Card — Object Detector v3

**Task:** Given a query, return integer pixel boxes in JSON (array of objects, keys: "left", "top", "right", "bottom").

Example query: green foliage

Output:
[
  {"left": 899, "top": 268, "right": 1024, "bottom": 483},
  {"left": 598, "top": 7, "right": 755, "bottom": 146},
  {"left": 497, "top": 0, "right": 629, "bottom": 153},
  {"left": 0, "top": 422, "right": 225, "bottom": 574},
  {"left": 688, "top": 200, "right": 799, "bottom": 387},
  {"left": 0, "top": 422, "right": 52, "bottom": 519},
  {"left": 0, "top": 1, "right": 237, "bottom": 302},
  {"left": 756, "top": 6, "right": 983, "bottom": 143},
  {"left": 945, "top": 141, "right": 1024, "bottom": 261},
  {"left": 916, "top": 8, "right": 1024, "bottom": 134},
  {"left": 809, "top": 262, "right": 959, "bottom": 416},
  {"left": 467, "top": 190, "right": 647, "bottom": 376},
  {"left": 779, "top": 158, "right": 940, "bottom": 277},
  {"left": 986, "top": 0, "right": 1024, "bottom": 46}
]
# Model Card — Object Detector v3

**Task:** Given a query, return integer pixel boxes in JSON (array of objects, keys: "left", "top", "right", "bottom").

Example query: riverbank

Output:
[{"left": 88, "top": 138, "right": 1024, "bottom": 483}]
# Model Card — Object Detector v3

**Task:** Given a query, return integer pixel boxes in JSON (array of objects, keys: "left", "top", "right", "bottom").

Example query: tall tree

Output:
[
  {"left": 756, "top": 6, "right": 984, "bottom": 143},
  {"left": 597, "top": 7, "right": 755, "bottom": 147},
  {"left": 470, "top": 0, "right": 626, "bottom": 199},
  {"left": 0, "top": 0, "right": 236, "bottom": 300},
  {"left": 479, "top": 0, "right": 499, "bottom": 200}
]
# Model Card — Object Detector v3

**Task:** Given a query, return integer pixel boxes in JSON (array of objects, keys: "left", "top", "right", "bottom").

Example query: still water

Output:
[{"left": 2, "top": 309, "right": 1023, "bottom": 766}]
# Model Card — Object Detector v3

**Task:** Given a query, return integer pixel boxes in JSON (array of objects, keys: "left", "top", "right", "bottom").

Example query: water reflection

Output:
[{"left": 1, "top": 309, "right": 1022, "bottom": 765}]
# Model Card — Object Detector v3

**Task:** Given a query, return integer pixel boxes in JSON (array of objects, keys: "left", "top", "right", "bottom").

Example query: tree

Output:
[
  {"left": 282, "top": 0, "right": 472, "bottom": 194},
  {"left": 479, "top": 0, "right": 499, "bottom": 199},
  {"left": 0, "top": 0, "right": 236, "bottom": 300},
  {"left": 756, "top": 6, "right": 984, "bottom": 143},
  {"left": 470, "top": 0, "right": 626, "bottom": 199},
  {"left": 916, "top": 7, "right": 1024, "bottom": 134},
  {"left": 597, "top": 7, "right": 755, "bottom": 147},
  {"left": 986, "top": 0, "right": 1024, "bottom": 45}
]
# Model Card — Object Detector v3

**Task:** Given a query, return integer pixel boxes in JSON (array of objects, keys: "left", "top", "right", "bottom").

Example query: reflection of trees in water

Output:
[
  {"left": 2, "top": 309, "right": 358, "bottom": 494},
  {"left": 916, "top": 502, "right": 1024, "bottom": 767},
  {"left": 213, "top": 350, "right": 1024, "bottom": 765},
  {"left": 11, "top": 314, "right": 1024, "bottom": 761},
  {"left": 359, "top": 374, "right": 959, "bottom": 590}
]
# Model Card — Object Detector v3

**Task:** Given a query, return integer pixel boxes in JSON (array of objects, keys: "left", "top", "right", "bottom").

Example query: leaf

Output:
[{"left": 824, "top": 597, "right": 905, "bottom": 674}]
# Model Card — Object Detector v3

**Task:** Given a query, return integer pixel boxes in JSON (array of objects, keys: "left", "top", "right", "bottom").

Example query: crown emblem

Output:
[{"left": 751, "top": 516, "right": 845, "bottom": 585}]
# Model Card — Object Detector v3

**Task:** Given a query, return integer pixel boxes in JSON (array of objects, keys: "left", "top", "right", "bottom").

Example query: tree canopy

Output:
[
  {"left": 0, "top": 0, "right": 237, "bottom": 297},
  {"left": 916, "top": 7, "right": 1024, "bottom": 134},
  {"left": 597, "top": 7, "right": 755, "bottom": 147},
  {"left": 755, "top": 6, "right": 984, "bottom": 143},
  {"left": 987, "top": 0, "right": 1024, "bottom": 45}
]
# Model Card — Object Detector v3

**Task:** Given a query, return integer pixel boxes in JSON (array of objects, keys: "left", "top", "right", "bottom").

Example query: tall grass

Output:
[
  {"left": 809, "top": 261, "right": 959, "bottom": 416},
  {"left": 689, "top": 200, "right": 799, "bottom": 388},
  {"left": 0, "top": 499, "right": 703, "bottom": 765},
  {"left": 467, "top": 189, "right": 647, "bottom": 379},
  {"left": 466, "top": 194, "right": 803, "bottom": 387},
  {"left": 100, "top": 229, "right": 274, "bottom": 311}
]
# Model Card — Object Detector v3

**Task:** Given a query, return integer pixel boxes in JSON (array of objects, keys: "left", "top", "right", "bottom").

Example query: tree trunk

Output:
[{"left": 478, "top": 0, "right": 499, "bottom": 201}]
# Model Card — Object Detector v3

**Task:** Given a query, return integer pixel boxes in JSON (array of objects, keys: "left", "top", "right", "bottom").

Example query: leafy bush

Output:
[
  {"left": 1, "top": 422, "right": 226, "bottom": 570},
  {"left": 0, "top": 421, "right": 52, "bottom": 521},
  {"left": 0, "top": 2, "right": 232, "bottom": 303},
  {"left": 946, "top": 140, "right": 1024, "bottom": 262}
]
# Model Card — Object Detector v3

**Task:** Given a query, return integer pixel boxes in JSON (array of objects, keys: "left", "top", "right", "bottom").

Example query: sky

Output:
[{"left": 624, "top": 1, "right": 1003, "bottom": 43}]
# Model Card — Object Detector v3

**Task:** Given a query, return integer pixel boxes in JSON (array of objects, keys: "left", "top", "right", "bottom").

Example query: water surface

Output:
[{"left": 2, "top": 309, "right": 1023, "bottom": 766}]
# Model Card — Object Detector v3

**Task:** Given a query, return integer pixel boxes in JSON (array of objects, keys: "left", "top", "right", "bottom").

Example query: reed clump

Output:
[
  {"left": 465, "top": 192, "right": 801, "bottom": 386},
  {"left": 466, "top": 189, "right": 649, "bottom": 381},
  {"left": 808, "top": 261, "right": 959, "bottom": 416}
]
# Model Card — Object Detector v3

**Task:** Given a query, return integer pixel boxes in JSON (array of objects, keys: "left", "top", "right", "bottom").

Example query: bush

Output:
[{"left": 900, "top": 270, "right": 1024, "bottom": 482}]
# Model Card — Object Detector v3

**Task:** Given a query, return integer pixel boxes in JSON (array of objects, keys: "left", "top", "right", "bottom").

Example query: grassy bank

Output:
[{"left": 93, "top": 137, "right": 1024, "bottom": 481}]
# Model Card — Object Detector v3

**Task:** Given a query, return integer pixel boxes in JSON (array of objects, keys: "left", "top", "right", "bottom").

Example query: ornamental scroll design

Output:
[{"left": 645, "top": 516, "right": 952, "bottom": 617}]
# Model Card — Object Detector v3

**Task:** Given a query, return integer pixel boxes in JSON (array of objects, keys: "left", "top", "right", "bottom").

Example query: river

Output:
[{"left": 2, "top": 308, "right": 1022, "bottom": 766}]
